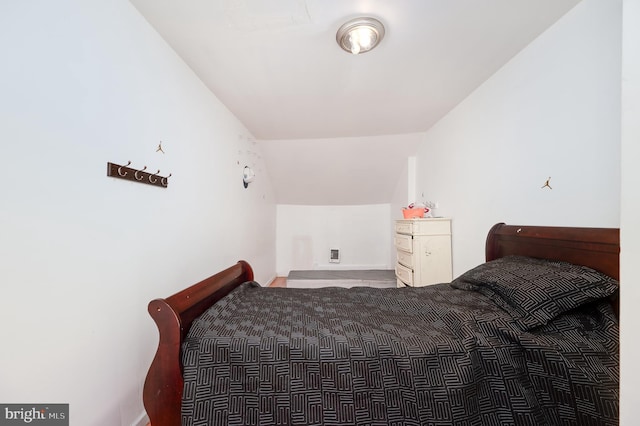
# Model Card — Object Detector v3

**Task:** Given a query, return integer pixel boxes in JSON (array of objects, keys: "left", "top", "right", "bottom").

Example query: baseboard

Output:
[{"left": 131, "top": 411, "right": 149, "bottom": 426}]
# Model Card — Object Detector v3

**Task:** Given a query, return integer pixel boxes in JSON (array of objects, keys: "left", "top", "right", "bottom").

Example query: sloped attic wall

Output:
[
  {"left": 0, "top": 0, "right": 276, "bottom": 424},
  {"left": 414, "top": 0, "right": 621, "bottom": 277}
]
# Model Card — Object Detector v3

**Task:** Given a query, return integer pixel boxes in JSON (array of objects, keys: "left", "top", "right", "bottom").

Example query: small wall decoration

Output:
[
  {"left": 541, "top": 177, "right": 552, "bottom": 190},
  {"left": 107, "top": 161, "right": 171, "bottom": 188},
  {"left": 236, "top": 134, "right": 262, "bottom": 187},
  {"left": 242, "top": 166, "right": 255, "bottom": 188}
]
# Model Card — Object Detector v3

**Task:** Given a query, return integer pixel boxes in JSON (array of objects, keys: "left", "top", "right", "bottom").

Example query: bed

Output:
[{"left": 143, "top": 223, "right": 620, "bottom": 425}]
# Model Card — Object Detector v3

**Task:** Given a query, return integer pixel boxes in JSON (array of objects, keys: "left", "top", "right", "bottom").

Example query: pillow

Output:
[{"left": 450, "top": 256, "right": 619, "bottom": 330}]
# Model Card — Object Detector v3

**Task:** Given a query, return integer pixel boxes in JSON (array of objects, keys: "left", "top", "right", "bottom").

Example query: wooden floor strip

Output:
[{"left": 268, "top": 277, "right": 287, "bottom": 287}]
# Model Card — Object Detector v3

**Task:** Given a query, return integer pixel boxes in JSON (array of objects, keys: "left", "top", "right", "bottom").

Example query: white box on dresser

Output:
[{"left": 394, "top": 218, "right": 452, "bottom": 287}]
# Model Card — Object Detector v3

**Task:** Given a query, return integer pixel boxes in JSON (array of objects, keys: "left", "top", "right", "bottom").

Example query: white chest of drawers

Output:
[{"left": 394, "top": 218, "right": 452, "bottom": 287}]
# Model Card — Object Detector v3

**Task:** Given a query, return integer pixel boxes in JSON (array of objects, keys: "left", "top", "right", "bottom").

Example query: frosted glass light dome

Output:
[{"left": 336, "top": 17, "right": 385, "bottom": 55}]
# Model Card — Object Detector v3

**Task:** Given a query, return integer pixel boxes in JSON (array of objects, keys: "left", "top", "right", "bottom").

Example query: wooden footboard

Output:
[{"left": 143, "top": 260, "right": 254, "bottom": 426}]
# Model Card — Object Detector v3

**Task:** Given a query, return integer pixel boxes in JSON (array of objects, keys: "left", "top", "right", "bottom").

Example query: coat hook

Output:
[
  {"left": 118, "top": 161, "right": 131, "bottom": 177},
  {"left": 135, "top": 166, "right": 147, "bottom": 181},
  {"left": 149, "top": 170, "right": 161, "bottom": 184},
  {"left": 107, "top": 162, "right": 169, "bottom": 189}
]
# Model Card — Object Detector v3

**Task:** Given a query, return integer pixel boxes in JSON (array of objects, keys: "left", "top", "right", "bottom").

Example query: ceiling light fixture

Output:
[{"left": 336, "top": 17, "right": 385, "bottom": 55}]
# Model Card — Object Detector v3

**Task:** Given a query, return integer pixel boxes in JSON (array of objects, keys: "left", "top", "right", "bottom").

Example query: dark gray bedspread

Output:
[{"left": 181, "top": 282, "right": 618, "bottom": 425}]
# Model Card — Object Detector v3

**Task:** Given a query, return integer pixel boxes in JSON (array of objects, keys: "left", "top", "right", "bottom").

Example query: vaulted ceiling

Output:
[{"left": 130, "top": 0, "right": 581, "bottom": 204}]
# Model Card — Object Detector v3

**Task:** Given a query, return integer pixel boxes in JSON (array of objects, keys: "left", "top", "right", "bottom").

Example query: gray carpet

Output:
[{"left": 286, "top": 269, "right": 396, "bottom": 288}]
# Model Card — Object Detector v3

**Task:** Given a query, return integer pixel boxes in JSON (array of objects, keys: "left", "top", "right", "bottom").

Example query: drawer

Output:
[
  {"left": 412, "top": 219, "right": 451, "bottom": 235},
  {"left": 396, "top": 279, "right": 408, "bottom": 288},
  {"left": 394, "top": 234, "right": 413, "bottom": 253},
  {"left": 395, "top": 221, "right": 413, "bottom": 235},
  {"left": 396, "top": 250, "right": 413, "bottom": 268},
  {"left": 395, "top": 263, "right": 413, "bottom": 286}
]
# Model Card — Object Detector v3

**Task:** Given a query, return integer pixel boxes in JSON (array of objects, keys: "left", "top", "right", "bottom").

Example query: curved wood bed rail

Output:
[
  {"left": 143, "top": 260, "right": 254, "bottom": 426},
  {"left": 485, "top": 223, "right": 620, "bottom": 280}
]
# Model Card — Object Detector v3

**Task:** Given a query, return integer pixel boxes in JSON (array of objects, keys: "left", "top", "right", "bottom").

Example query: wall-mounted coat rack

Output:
[{"left": 107, "top": 161, "right": 171, "bottom": 188}]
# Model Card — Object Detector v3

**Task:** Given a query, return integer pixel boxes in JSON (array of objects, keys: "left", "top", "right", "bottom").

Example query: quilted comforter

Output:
[{"left": 181, "top": 257, "right": 619, "bottom": 425}]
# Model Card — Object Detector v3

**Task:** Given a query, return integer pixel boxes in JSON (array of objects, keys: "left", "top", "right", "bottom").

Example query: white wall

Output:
[
  {"left": 276, "top": 204, "right": 392, "bottom": 275},
  {"left": 389, "top": 156, "right": 427, "bottom": 266},
  {"left": 0, "top": 1, "right": 275, "bottom": 425},
  {"left": 261, "top": 134, "right": 421, "bottom": 205},
  {"left": 415, "top": 0, "right": 622, "bottom": 277},
  {"left": 620, "top": 0, "right": 640, "bottom": 422}
]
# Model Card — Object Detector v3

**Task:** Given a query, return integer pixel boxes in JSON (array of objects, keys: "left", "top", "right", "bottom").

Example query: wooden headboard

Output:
[{"left": 485, "top": 223, "right": 620, "bottom": 280}]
